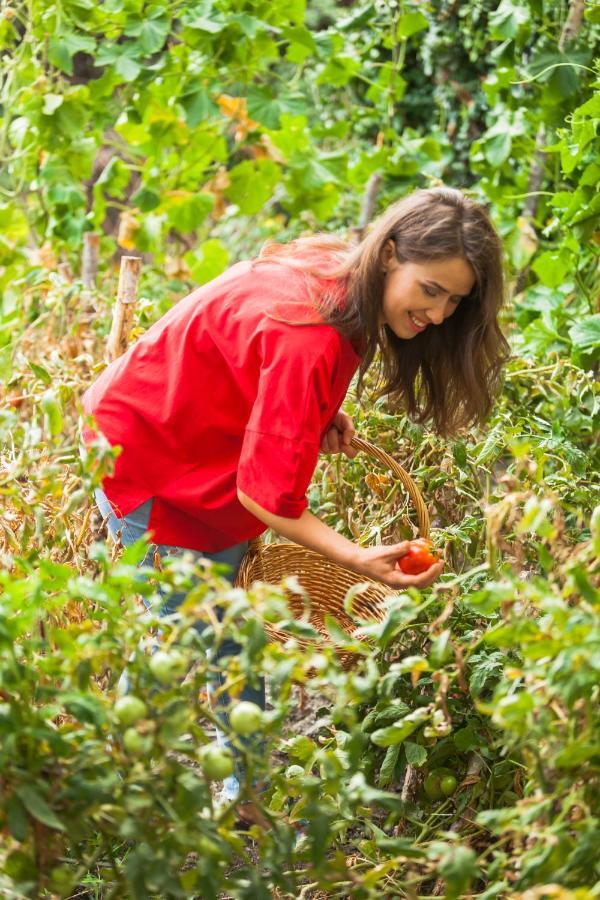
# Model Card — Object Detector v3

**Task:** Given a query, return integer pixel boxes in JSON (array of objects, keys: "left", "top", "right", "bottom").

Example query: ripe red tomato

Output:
[{"left": 398, "top": 538, "right": 439, "bottom": 575}]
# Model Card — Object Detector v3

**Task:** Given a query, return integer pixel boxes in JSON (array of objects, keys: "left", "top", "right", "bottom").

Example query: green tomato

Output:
[
  {"left": 149, "top": 649, "right": 187, "bottom": 683},
  {"left": 229, "top": 701, "right": 263, "bottom": 736},
  {"left": 114, "top": 695, "right": 148, "bottom": 726},
  {"left": 199, "top": 744, "right": 235, "bottom": 780},
  {"left": 423, "top": 773, "right": 444, "bottom": 801},
  {"left": 285, "top": 765, "right": 304, "bottom": 780},
  {"left": 123, "top": 727, "right": 152, "bottom": 755},
  {"left": 441, "top": 775, "right": 458, "bottom": 796}
]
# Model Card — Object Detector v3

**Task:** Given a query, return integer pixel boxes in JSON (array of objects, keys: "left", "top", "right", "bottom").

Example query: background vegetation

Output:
[{"left": 0, "top": 0, "right": 599, "bottom": 897}]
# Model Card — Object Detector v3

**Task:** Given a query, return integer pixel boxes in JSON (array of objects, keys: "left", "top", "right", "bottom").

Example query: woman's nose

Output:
[
  {"left": 426, "top": 307, "right": 445, "bottom": 325},
  {"left": 426, "top": 299, "right": 452, "bottom": 325}
]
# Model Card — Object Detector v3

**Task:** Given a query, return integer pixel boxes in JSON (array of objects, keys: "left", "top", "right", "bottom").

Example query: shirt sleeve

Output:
[{"left": 237, "top": 327, "right": 342, "bottom": 518}]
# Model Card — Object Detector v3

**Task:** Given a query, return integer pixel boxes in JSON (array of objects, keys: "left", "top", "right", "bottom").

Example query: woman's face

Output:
[{"left": 380, "top": 241, "right": 476, "bottom": 339}]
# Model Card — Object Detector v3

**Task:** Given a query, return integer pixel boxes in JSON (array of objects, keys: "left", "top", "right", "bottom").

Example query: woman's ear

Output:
[{"left": 380, "top": 239, "right": 395, "bottom": 273}]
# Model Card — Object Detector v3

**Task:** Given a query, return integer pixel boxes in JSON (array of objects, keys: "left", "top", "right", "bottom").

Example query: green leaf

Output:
[
  {"left": 570, "top": 565, "right": 599, "bottom": 605},
  {"left": 184, "top": 12, "right": 226, "bottom": 33},
  {"left": 115, "top": 54, "right": 142, "bottom": 82},
  {"left": 520, "top": 317, "right": 570, "bottom": 358},
  {"left": 63, "top": 693, "right": 107, "bottom": 727},
  {"left": 531, "top": 250, "right": 571, "bottom": 289},
  {"left": 453, "top": 442, "right": 467, "bottom": 467},
  {"left": 283, "top": 734, "right": 318, "bottom": 764},
  {"left": 224, "top": 159, "right": 280, "bottom": 215},
  {"left": 569, "top": 315, "right": 600, "bottom": 362},
  {"left": 483, "top": 131, "right": 512, "bottom": 167},
  {"left": 96, "top": 157, "right": 131, "bottom": 199},
  {"left": 438, "top": 845, "right": 480, "bottom": 899},
  {"left": 125, "top": 13, "right": 170, "bottom": 55},
  {"left": 489, "top": 0, "right": 529, "bottom": 40},
  {"left": 371, "top": 707, "right": 431, "bottom": 747},
  {"left": 554, "top": 742, "right": 600, "bottom": 768},
  {"left": 130, "top": 186, "right": 160, "bottom": 212},
  {"left": 397, "top": 11, "right": 428, "bottom": 38},
  {"left": 404, "top": 740, "right": 427, "bottom": 767},
  {"left": 180, "top": 87, "right": 218, "bottom": 128},
  {"left": 6, "top": 795, "right": 29, "bottom": 841},
  {"left": 283, "top": 25, "right": 317, "bottom": 63},
  {"left": 161, "top": 191, "right": 214, "bottom": 232},
  {"left": 317, "top": 55, "right": 361, "bottom": 87},
  {"left": 469, "top": 651, "right": 505, "bottom": 696},
  {"left": 378, "top": 744, "right": 400, "bottom": 787},
  {"left": 247, "top": 86, "right": 306, "bottom": 128},
  {"left": 28, "top": 361, "right": 52, "bottom": 385},
  {"left": 40, "top": 390, "right": 63, "bottom": 436},
  {"left": 184, "top": 239, "right": 229, "bottom": 284},
  {"left": 48, "top": 31, "right": 96, "bottom": 76},
  {"left": 454, "top": 722, "right": 483, "bottom": 751},
  {"left": 15, "top": 786, "right": 65, "bottom": 831},
  {"left": 42, "top": 94, "right": 64, "bottom": 116}
]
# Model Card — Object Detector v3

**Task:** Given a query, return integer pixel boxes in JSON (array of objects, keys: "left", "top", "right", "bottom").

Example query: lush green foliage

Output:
[{"left": 0, "top": 0, "right": 599, "bottom": 897}]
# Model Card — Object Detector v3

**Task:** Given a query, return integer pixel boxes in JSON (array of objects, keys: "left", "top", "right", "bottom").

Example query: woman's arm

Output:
[{"left": 237, "top": 489, "right": 443, "bottom": 590}]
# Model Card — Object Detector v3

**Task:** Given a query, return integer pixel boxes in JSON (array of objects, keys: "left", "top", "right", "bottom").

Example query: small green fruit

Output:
[
  {"left": 123, "top": 727, "right": 151, "bottom": 755},
  {"left": 114, "top": 695, "right": 148, "bottom": 725},
  {"left": 441, "top": 775, "right": 458, "bottom": 796},
  {"left": 229, "top": 701, "right": 263, "bottom": 736},
  {"left": 423, "top": 773, "right": 444, "bottom": 801},
  {"left": 199, "top": 744, "right": 235, "bottom": 780},
  {"left": 149, "top": 649, "right": 187, "bottom": 683}
]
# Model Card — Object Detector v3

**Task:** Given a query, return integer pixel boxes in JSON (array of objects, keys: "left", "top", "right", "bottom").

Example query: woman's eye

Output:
[{"left": 423, "top": 284, "right": 437, "bottom": 297}]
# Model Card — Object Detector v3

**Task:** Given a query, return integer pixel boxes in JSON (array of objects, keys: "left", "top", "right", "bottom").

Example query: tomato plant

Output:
[{"left": 0, "top": 0, "right": 598, "bottom": 895}]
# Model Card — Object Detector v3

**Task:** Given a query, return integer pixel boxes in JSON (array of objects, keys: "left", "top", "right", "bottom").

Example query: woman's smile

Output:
[{"left": 408, "top": 311, "right": 428, "bottom": 331}]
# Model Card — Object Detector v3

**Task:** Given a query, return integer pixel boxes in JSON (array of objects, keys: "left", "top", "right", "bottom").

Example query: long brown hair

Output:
[{"left": 254, "top": 187, "right": 510, "bottom": 437}]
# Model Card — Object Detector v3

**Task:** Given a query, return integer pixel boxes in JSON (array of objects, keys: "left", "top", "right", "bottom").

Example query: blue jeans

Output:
[{"left": 94, "top": 488, "right": 265, "bottom": 799}]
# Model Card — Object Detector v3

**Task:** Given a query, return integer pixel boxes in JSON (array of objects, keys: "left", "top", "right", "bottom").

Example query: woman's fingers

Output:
[
  {"left": 391, "top": 559, "right": 445, "bottom": 589},
  {"left": 322, "top": 424, "right": 356, "bottom": 455},
  {"left": 320, "top": 428, "right": 337, "bottom": 453},
  {"left": 385, "top": 541, "right": 412, "bottom": 558},
  {"left": 328, "top": 428, "right": 340, "bottom": 453}
]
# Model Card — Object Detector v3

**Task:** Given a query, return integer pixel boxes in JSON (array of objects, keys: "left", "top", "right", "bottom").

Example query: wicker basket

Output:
[{"left": 235, "top": 435, "right": 430, "bottom": 667}]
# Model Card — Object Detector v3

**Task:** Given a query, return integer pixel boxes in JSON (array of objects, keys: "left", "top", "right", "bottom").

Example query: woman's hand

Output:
[
  {"left": 237, "top": 493, "right": 444, "bottom": 592},
  {"left": 351, "top": 541, "right": 444, "bottom": 590},
  {"left": 320, "top": 411, "right": 358, "bottom": 459}
]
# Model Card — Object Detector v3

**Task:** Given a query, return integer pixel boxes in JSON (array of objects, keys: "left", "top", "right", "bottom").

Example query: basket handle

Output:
[{"left": 347, "top": 435, "right": 430, "bottom": 540}]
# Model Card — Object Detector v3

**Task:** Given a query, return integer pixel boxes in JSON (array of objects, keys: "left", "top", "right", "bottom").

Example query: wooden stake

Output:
[
  {"left": 82, "top": 233, "right": 100, "bottom": 289},
  {"left": 350, "top": 172, "right": 382, "bottom": 244},
  {"left": 558, "top": 0, "right": 585, "bottom": 51},
  {"left": 57, "top": 261, "right": 73, "bottom": 282},
  {"left": 106, "top": 256, "right": 142, "bottom": 363}
]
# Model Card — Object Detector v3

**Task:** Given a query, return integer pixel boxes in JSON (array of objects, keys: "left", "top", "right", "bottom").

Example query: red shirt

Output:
[{"left": 82, "top": 258, "right": 362, "bottom": 552}]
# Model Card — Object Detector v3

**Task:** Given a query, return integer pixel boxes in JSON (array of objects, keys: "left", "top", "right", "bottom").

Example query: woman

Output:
[{"left": 82, "top": 185, "right": 509, "bottom": 812}]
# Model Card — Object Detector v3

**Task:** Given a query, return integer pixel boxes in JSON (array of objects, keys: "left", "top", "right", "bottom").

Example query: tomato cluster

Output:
[{"left": 423, "top": 767, "right": 458, "bottom": 800}]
